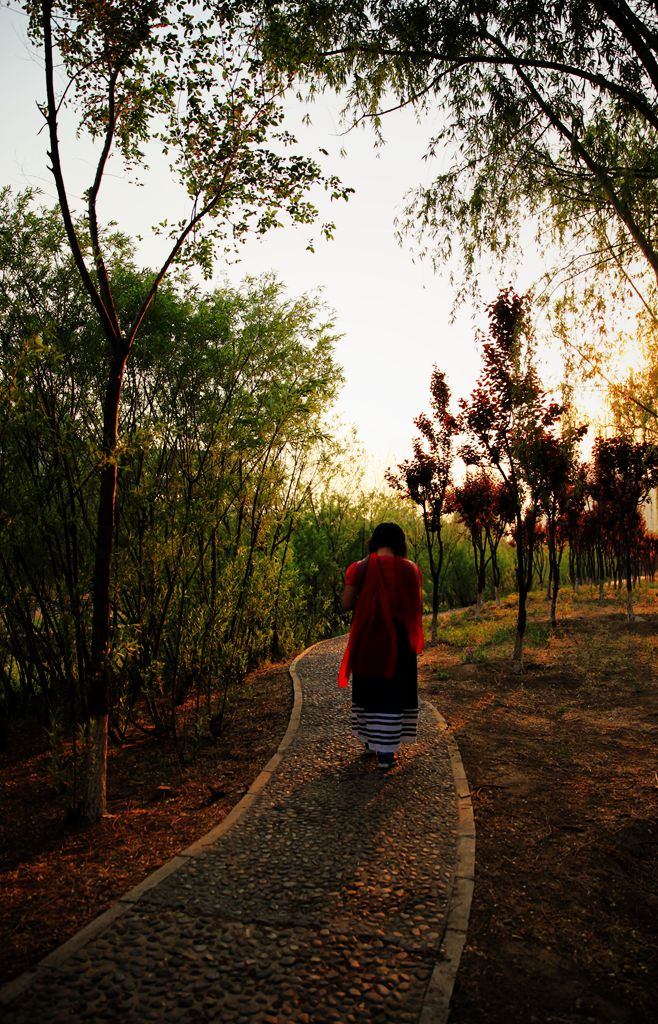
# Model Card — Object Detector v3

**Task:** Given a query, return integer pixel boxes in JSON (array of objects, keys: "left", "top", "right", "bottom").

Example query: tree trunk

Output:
[
  {"left": 547, "top": 531, "right": 559, "bottom": 628},
  {"left": 79, "top": 353, "right": 127, "bottom": 822},
  {"left": 512, "top": 624, "right": 524, "bottom": 673},
  {"left": 471, "top": 538, "right": 485, "bottom": 619},
  {"left": 488, "top": 536, "right": 502, "bottom": 606},
  {"left": 428, "top": 529, "right": 444, "bottom": 643},
  {"left": 430, "top": 570, "right": 440, "bottom": 642},
  {"left": 625, "top": 542, "right": 635, "bottom": 622},
  {"left": 550, "top": 556, "right": 559, "bottom": 628},
  {"left": 597, "top": 545, "right": 605, "bottom": 604},
  {"left": 512, "top": 511, "right": 528, "bottom": 673},
  {"left": 77, "top": 715, "right": 108, "bottom": 822},
  {"left": 512, "top": 572, "right": 528, "bottom": 673}
]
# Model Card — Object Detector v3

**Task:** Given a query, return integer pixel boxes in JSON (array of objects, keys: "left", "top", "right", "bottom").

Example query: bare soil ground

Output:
[
  {"left": 1, "top": 589, "right": 657, "bottom": 1024},
  {"left": 420, "top": 587, "right": 658, "bottom": 1024}
]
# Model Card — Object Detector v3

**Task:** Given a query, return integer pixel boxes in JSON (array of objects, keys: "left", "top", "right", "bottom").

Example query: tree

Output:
[
  {"left": 263, "top": 1, "right": 658, "bottom": 295},
  {"left": 387, "top": 367, "right": 458, "bottom": 641},
  {"left": 589, "top": 435, "right": 658, "bottom": 620},
  {"left": 449, "top": 471, "right": 496, "bottom": 617},
  {"left": 560, "top": 462, "right": 588, "bottom": 593},
  {"left": 460, "top": 288, "right": 561, "bottom": 670},
  {"left": 16, "top": 1, "right": 349, "bottom": 821},
  {"left": 531, "top": 423, "right": 587, "bottom": 626},
  {"left": 0, "top": 191, "right": 346, "bottom": 794},
  {"left": 485, "top": 478, "right": 516, "bottom": 606}
]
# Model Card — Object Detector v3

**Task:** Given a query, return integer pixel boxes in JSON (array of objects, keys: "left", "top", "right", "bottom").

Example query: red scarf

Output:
[{"left": 338, "top": 553, "right": 423, "bottom": 688}]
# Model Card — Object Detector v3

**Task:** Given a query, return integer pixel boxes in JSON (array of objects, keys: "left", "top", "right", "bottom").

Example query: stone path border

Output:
[
  {"left": 1, "top": 637, "right": 475, "bottom": 1023},
  {"left": 418, "top": 703, "right": 476, "bottom": 1024}
]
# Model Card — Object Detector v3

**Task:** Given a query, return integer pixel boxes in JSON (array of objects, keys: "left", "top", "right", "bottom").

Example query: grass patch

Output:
[
  {"left": 461, "top": 646, "right": 488, "bottom": 665},
  {"left": 428, "top": 582, "right": 658, "bottom": 676}
]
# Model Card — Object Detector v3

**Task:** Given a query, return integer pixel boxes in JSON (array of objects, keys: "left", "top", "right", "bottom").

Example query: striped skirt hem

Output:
[{"left": 351, "top": 704, "right": 419, "bottom": 753}]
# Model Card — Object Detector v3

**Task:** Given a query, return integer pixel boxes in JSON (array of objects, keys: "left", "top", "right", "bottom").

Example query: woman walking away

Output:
[{"left": 339, "top": 522, "right": 424, "bottom": 770}]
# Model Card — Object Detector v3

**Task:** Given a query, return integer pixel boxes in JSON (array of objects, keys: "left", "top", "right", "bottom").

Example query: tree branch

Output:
[
  {"left": 41, "top": 0, "right": 117, "bottom": 343},
  {"left": 321, "top": 43, "right": 658, "bottom": 131},
  {"left": 593, "top": 0, "right": 658, "bottom": 96},
  {"left": 559, "top": 332, "right": 658, "bottom": 421},
  {"left": 87, "top": 67, "right": 123, "bottom": 347},
  {"left": 501, "top": 51, "right": 658, "bottom": 280},
  {"left": 126, "top": 159, "right": 235, "bottom": 347}
]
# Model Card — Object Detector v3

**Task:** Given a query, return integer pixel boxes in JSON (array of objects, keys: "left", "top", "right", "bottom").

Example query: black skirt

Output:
[{"left": 351, "top": 621, "right": 419, "bottom": 753}]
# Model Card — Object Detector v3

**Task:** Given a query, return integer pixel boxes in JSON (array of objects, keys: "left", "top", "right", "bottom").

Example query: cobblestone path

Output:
[{"left": 4, "top": 636, "right": 460, "bottom": 1024}]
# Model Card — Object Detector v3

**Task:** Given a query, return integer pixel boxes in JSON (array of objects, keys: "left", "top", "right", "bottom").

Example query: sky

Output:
[{"left": 1, "top": 7, "right": 573, "bottom": 487}]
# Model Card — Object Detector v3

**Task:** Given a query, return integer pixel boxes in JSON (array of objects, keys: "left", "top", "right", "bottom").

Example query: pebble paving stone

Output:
[{"left": 5, "top": 636, "right": 458, "bottom": 1023}]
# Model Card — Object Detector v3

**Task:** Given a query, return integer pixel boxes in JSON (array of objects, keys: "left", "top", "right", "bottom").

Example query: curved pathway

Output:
[{"left": 1, "top": 636, "right": 474, "bottom": 1023}]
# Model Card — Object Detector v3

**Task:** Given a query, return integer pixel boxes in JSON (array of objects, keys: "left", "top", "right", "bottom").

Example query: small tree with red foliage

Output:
[
  {"left": 561, "top": 465, "right": 588, "bottom": 593},
  {"left": 589, "top": 436, "right": 658, "bottom": 620},
  {"left": 640, "top": 532, "right": 658, "bottom": 581},
  {"left": 460, "top": 289, "right": 561, "bottom": 670},
  {"left": 533, "top": 521, "right": 547, "bottom": 588},
  {"left": 487, "top": 479, "right": 516, "bottom": 605},
  {"left": 387, "top": 368, "right": 458, "bottom": 641},
  {"left": 450, "top": 471, "right": 497, "bottom": 617},
  {"left": 531, "top": 425, "right": 588, "bottom": 626},
  {"left": 584, "top": 463, "right": 615, "bottom": 602}
]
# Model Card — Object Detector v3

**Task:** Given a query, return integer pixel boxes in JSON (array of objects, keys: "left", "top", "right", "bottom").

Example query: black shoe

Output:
[{"left": 377, "top": 752, "right": 396, "bottom": 770}]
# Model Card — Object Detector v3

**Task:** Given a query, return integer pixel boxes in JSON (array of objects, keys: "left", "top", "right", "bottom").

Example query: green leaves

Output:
[
  {"left": 0, "top": 195, "right": 347, "bottom": 734},
  {"left": 263, "top": 1, "right": 658, "bottom": 307},
  {"left": 25, "top": 0, "right": 351, "bottom": 334}
]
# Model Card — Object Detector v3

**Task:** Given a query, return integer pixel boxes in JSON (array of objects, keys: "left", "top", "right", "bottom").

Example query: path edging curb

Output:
[
  {"left": 0, "top": 653, "right": 306, "bottom": 1009},
  {"left": 418, "top": 701, "right": 476, "bottom": 1024}
]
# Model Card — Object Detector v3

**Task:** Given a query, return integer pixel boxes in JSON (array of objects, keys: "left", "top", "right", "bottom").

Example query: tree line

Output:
[
  {"left": 10, "top": 0, "right": 354, "bottom": 822},
  {"left": 0, "top": 193, "right": 348, "bottom": 799},
  {"left": 9, "top": 0, "right": 658, "bottom": 822},
  {"left": 390, "top": 289, "right": 658, "bottom": 671},
  {"left": 1, "top": 192, "right": 517, "bottom": 814}
]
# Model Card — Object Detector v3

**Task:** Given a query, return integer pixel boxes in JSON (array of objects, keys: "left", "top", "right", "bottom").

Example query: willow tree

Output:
[
  {"left": 263, "top": 1, "right": 658, "bottom": 294},
  {"left": 18, "top": 0, "right": 349, "bottom": 822}
]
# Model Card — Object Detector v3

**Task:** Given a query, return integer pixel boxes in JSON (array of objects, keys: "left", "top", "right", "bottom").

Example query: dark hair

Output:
[{"left": 368, "top": 522, "right": 407, "bottom": 556}]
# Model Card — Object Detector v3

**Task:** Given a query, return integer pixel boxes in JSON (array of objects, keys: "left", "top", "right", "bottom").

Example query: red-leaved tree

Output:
[
  {"left": 449, "top": 470, "right": 496, "bottom": 617},
  {"left": 561, "top": 464, "right": 588, "bottom": 594},
  {"left": 460, "top": 289, "right": 561, "bottom": 670},
  {"left": 487, "top": 479, "right": 516, "bottom": 606},
  {"left": 531, "top": 425, "right": 587, "bottom": 626},
  {"left": 589, "top": 436, "right": 658, "bottom": 621},
  {"left": 387, "top": 368, "right": 458, "bottom": 641}
]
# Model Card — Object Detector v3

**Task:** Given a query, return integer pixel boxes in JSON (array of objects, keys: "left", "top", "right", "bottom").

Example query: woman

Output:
[{"left": 338, "top": 522, "right": 424, "bottom": 770}]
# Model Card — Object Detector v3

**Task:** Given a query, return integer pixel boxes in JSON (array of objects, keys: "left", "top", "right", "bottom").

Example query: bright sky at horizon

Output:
[{"left": 1, "top": 8, "right": 604, "bottom": 487}]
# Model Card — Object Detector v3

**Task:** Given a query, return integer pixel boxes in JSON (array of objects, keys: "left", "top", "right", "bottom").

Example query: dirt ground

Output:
[
  {"left": 420, "top": 595, "right": 658, "bottom": 1024},
  {"left": 1, "top": 595, "right": 657, "bottom": 1023},
  {"left": 0, "top": 663, "right": 292, "bottom": 988}
]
